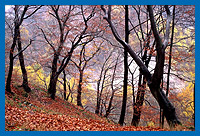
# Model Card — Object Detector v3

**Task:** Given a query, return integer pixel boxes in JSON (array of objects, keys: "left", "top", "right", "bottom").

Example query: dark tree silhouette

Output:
[{"left": 101, "top": 5, "right": 181, "bottom": 128}]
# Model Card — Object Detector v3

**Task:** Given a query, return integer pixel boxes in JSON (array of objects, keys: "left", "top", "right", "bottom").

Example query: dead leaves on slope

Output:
[
  {"left": 5, "top": 105, "right": 167, "bottom": 131},
  {"left": 5, "top": 83, "right": 167, "bottom": 131}
]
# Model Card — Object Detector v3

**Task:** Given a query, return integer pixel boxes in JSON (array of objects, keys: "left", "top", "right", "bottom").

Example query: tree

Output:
[
  {"left": 95, "top": 50, "right": 113, "bottom": 114},
  {"left": 39, "top": 6, "right": 97, "bottom": 99},
  {"left": 71, "top": 40, "right": 100, "bottom": 107},
  {"left": 130, "top": 6, "right": 156, "bottom": 126},
  {"left": 118, "top": 5, "right": 129, "bottom": 126},
  {"left": 160, "top": 5, "right": 176, "bottom": 128},
  {"left": 6, "top": 5, "right": 41, "bottom": 94},
  {"left": 101, "top": 5, "right": 181, "bottom": 128},
  {"left": 104, "top": 52, "right": 120, "bottom": 118}
]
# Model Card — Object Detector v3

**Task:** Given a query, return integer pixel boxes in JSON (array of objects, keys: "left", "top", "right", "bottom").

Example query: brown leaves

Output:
[
  {"left": 5, "top": 105, "right": 167, "bottom": 131},
  {"left": 5, "top": 83, "right": 168, "bottom": 131}
]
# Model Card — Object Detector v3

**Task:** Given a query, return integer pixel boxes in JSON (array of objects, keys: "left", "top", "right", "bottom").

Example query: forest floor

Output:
[{"left": 5, "top": 81, "right": 183, "bottom": 131}]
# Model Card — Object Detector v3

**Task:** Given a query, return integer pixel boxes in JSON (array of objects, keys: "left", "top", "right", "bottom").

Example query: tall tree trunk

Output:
[
  {"left": 131, "top": 32, "right": 151, "bottom": 126},
  {"left": 131, "top": 82, "right": 145, "bottom": 126},
  {"left": 95, "top": 68, "right": 107, "bottom": 114},
  {"left": 104, "top": 89, "right": 115, "bottom": 118},
  {"left": 48, "top": 75, "right": 58, "bottom": 100},
  {"left": 48, "top": 55, "right": 59, "bottom": 99},
  {"left": 17, "top": 26, "right": 31, "bottom": 93},
  {"left": 48, "top": 49, "right": 60, "bottom": 99},
  {"left": 5, "top": 25, "right": 18, "bottom": 94},
  {"left": 160, "top": 5, "right": 176, "bottom": 128},
  {"left": 104, "top": 54, "right": 119, "bottom": 118},
  {"left": 6, "top": 5, "right": 40, "bottom": 94},
  {"left": 95, "top": 80, "right": 101, "bottom": 114},
  {"left": 77, "top": 70, "right": 83, "bottom": 107},
  {"left": 119, "top": 5, "right": 129, "bottom": 126},
  {"left": 96, "top": 69, "right": 107, "bottom": 115},
  {"left": 63, "top": 70, "right": 67, "bottom": 100},
  {"left": 6, "top": 5, "right": 28, "bottom": 94}
]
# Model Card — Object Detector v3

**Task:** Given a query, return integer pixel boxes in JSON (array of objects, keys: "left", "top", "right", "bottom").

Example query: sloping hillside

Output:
[{"left": 5, "top": 82, "right": 168, "bottom": 131}]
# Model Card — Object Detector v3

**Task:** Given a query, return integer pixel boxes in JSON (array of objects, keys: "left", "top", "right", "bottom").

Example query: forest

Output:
[{"left": 5, "top": 5, "right": 195, "bottom": 131}]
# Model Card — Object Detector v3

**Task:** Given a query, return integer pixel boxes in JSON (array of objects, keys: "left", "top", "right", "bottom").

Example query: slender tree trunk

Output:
[
  {"left": 119, "top": 5, "right": 129, "bottom": 126},
  {"left": 104, "top": 89, "right": 115, "bottom": 118},
  {"left": 131, "top": 82, "right": 145, "bottom": 126},
  {"left": 95, "top": 51, "right": 113, "bottom": 115},
  {"left": 63, "top": 70, "right": 67, "bottom": 100},
  {"left": 6, "top": 5, "right": 40, "bottom": 94},
  {"left": 5, "top": 26, "right": 18, "bottom": 94},
  {"left": 95, "top": 80, "right": 101, "bottom": 114},
  {"left": 104, "top": 54, "right": 119, "bottom": 118},
  {"left": 77, "top": 70, "right": 83, "bottom": 107},
  {"left": 160, "top": 5, "right": 176, "bottom": 128},
  {"left": 17, "top": 26, "right": 31, "bottom": 93},
  {"left": 131, "top": 32, "right": 151, "bottom": 126},
  {"left": 6, "top": 6, "right": 22, "bottom": 94},
  {"left": 95, "top": 68, "right": 107, "bottom": 115},
  {"left": 118, "top": 49, "right": 128, "bottom": 125}
]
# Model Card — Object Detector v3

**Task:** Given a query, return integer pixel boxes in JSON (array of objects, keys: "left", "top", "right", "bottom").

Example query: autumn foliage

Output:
[{"left": 5, "top": 79, "right": 171, "bottom": 131}]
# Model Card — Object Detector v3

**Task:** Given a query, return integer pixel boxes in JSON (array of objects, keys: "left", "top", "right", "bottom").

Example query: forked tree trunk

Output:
[
  {"left": 6, "top": 6, "right": 29, "bottom": 94},
  {"left": 161, "top": 5, "right": 176, "bottom": 128}
]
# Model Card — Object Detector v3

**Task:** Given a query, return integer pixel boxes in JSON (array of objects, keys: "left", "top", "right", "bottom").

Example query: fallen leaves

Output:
[
  {"left": 5, "top": 83, "right": 168, "bottom": 131},
  {"left": 5, "top": 105, "right": 167, "bottom": 131}
]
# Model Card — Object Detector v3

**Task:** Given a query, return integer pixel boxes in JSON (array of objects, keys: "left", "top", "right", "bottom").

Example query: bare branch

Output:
[
  {"left": 13, "top": 39, "right": 33, "bottom": 59},
  {"left": 38, "top": 27, "right": 56, "bottom": 52},
  {"left": 23, "top": 5, "right": 43, "bottom": 20},
  {"left": 101, "top": 5, "right": 152, "bottom": 83}
]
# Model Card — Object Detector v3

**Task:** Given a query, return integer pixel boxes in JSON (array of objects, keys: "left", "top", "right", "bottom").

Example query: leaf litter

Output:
[{"left": 5, "top": 83, "right": 167, "bottom": 131}]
